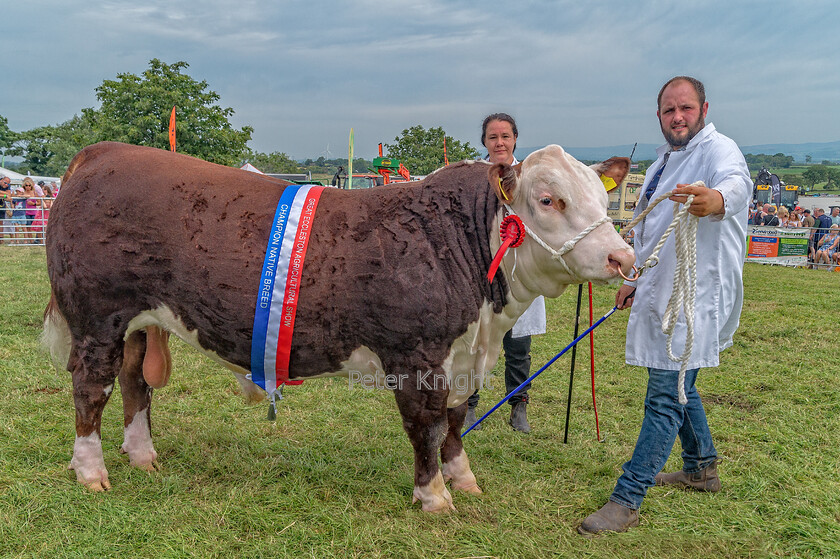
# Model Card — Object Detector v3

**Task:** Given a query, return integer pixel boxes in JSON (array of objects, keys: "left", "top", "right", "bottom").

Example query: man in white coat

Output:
[{"left": 579, "top": 76, "right": 751, "bottom": 535}]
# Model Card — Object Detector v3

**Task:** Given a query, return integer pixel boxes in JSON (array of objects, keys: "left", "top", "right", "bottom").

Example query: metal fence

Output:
[
  {"left": 1, "top": 196, "right": 51, "bottom": 246},
  {"left": 3, "top": 213, "right": 838, "bottom": 273}
]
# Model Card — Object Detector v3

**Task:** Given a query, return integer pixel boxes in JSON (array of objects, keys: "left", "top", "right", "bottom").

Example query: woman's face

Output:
[
  {"left": 484, "top": 119, "right": 517, "bottom": 165},
  {"left": 23, "top": 181, "right": 34, "bottom": 191}
]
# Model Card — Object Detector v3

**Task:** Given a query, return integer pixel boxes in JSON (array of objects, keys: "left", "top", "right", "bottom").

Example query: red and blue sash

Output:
[{"left": 251, "top": 184, "right": 324, "bottom": 396}]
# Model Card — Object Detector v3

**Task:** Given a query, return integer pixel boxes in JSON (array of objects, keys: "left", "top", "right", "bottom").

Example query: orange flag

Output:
[
  {"left": 169, "top": 106, "right": 177, "bottom": 152},
  {"left": 443, "top": 135, "right": 449, "bottom": 166}
]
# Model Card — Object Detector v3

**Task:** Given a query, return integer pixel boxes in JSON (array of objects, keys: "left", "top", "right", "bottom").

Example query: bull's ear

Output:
[
  {"left": 488, "top": 162, "right": 521, "bottom": 203},
  {"left": 590, "top": 157, "right": 631, "bottom": 189}
]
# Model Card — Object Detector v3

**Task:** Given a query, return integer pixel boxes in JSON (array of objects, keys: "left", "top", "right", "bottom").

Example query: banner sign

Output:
[
  {"left": 746, "top": 225, "right": 809, "bottom": 265},
  {"left": 250, "top": 184, "right": 324, "bottom": 395}
]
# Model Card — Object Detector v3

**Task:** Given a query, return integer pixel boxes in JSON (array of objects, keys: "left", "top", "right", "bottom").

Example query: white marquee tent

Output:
[{"left": 0, "top": 166, "right": 61, "bottom": 187}]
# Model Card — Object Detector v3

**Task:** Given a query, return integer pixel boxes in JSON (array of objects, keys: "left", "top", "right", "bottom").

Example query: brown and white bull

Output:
[{"left": 43, "top": 141, "right": 634, "bottom": 511}]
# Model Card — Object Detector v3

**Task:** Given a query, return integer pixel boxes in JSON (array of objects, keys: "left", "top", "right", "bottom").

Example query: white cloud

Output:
[{"left": 3, "top": 0, "right": 840, "bottom": 159}]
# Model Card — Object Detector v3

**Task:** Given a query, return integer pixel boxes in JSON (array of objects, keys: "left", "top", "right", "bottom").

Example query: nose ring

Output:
[{"left": 617, "top": 265, "right": 640, "bottom": 282}]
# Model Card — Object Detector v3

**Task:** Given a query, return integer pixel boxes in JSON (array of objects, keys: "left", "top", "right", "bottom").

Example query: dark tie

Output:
[{"left": 645, "top": 152, "right": 670, "bottom": 200}]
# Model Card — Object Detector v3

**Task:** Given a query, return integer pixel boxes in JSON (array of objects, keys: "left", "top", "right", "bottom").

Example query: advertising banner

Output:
[{"left": 747, "top": 226, "right": 809, "bottom": 265}]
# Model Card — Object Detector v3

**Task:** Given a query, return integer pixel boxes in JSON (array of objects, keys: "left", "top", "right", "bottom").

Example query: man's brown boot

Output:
[
  {"left": 578, "top": 501, "right": 639, "bottom": 535},
  {"left": 654, "top": 459, "right": 721, "bottom": 492}
]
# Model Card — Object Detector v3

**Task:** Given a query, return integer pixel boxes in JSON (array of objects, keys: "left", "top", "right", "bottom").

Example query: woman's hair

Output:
[
  {"left": 778, "top": 206, "right": 789, "bottom": 218},
  {"left": 22, "top": 177, "right": 34, "bottom": 188},
  {"left": 481, "top": 112, "right": 518, "bottom": 148}
]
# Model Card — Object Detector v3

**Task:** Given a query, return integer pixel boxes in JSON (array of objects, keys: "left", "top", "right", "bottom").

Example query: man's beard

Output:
[{"left": 661, "top": 116, "right": 705, "bottom": 148}]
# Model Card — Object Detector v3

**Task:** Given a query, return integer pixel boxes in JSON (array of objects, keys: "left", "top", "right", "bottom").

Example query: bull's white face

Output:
[{"left": 498, "top": 145, "right": 635, "bottom": 298}]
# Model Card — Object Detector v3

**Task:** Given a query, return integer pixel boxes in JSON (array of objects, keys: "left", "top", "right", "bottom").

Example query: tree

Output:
[
  {"left": 802, "top": 166, "right": 828, "bottom": 188},
  {"left": 84, "top": 59, "right": 252, "bottom": 166},
  {"left": 0, "top": 115, "right": 16, "bottom": 161},
  {"left": 9, "top": 114, "right": 97, "bottom": 176},
  {"left": 241, "top": 151, "right": 302, "bottom": 174},
  {"left": 825, "top": 167, "right": 840, "bottom": 189},
  {"left": 384, "top": 125, "right": 480, "bottom": 175}
]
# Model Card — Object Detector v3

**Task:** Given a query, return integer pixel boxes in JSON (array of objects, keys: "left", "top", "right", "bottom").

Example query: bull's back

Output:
[{"left": 46, "top": 142, "right": 286, "bottom": 365}]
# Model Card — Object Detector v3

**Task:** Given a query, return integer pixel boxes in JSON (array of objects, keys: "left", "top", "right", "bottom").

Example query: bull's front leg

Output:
[
  {"left": 68, "top": 340, "right": 122, "bottom": 491},
  {"left": 441, "top": 402, "right": 482, "bottom": 494},
  {"left": 393, "top": 367, "right": 455, "bottom": 513},
  {"left": 118, "top": 331, "right": 159, "bottom": 472}
]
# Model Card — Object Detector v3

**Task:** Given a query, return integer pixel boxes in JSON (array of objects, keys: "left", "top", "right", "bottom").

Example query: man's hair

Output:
[
  {"left": 657, "top": 76, "right": 706, "bottom": 109},
  {"left": 481, "top": 112, "right": 518, "bottom": 148},
  {"left": 803, "top": 209, "right": 811, "bottom": 214}
]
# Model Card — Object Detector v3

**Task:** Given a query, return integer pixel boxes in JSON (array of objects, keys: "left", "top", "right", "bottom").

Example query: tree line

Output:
[{"left": 0, "top": 59, "right": 477, "bottom": 179}]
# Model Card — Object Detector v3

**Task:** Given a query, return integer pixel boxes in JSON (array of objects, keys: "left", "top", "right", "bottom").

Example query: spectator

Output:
[
  {"left": 23, "top": 180, "right": 40, "bottom": 234},
  {"left": 830, "top": 207, "right": 840, "bottom": 227},
  {"left": 762, "top": 205, "right": 780, "bottom": 226},
  {"left": 815, "top": 224, "right": 839, "bottom": 267},
  {"left": 814, "top": 208, "right": 832, "bottom": 249},
  {"left": 10, "top": 178, "right": 31, "bottom": 244},
  {"left": 31, "top": 185, "right": 53, "bottom": 243},
  {"left": 0, "top": 175, "right": 12, "bottom": 244},
  {"left": 786, "top": 209, "right": 800, "bottom": 228},
  {"left": 777, "top": 206, "right": 790, "bottom": 227},
  {"left": 752, "top": 203, "right": 769, "bottom": 225},
  {"left": 802, "top": 209, "right": 816, "bottom": 260}
]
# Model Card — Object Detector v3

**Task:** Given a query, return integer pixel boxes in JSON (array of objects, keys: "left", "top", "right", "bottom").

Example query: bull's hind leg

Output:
[
  {"left": 68, "top": 338, "right": 124, "bottom": 491},
  {"left": 441, "top": 403, "right": 481, "bottom": 494},
  {"left": 118, "top": 331, "right": 159, "bottom": 472},
  {"left": 393, "top": 368, "right": 455, "bottom": 513}
]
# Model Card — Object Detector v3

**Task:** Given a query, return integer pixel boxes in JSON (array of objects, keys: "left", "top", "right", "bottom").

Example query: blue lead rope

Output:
[{"left": 461, "top": 305, "right": 619, "bottom": 437}]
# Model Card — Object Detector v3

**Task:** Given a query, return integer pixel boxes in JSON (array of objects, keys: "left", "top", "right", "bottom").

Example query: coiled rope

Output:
[{"left": 620, "top": 181, "right": 703, "bottom": 404}]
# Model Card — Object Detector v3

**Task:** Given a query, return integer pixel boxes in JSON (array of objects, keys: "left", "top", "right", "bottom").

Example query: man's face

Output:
[
  {"left": 0, "top": 178, "right": 9, "bottom": 191},
  {"left": 832, "top": 208, "right": 839, "bottom": 217},
  {"left": 657, "top": 80, "right": 709, "bottom": 149}
]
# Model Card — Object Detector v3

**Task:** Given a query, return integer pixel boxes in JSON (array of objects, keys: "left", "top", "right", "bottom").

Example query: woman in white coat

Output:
[{"left": 464, "top": 113, "right": 546, "bottom": 433}]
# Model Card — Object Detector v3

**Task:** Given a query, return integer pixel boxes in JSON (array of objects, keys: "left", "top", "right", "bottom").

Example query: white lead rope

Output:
[{"left": 620, "top": 181, "right": 703, "bottom": 404}]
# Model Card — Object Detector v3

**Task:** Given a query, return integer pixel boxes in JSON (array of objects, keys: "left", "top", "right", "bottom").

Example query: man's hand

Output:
[
  {"left": 669, "top": 183, "right": 725, "bottom": 217},
  {"left": 615, "top": 284, "right": 636, "bottom": 310}
]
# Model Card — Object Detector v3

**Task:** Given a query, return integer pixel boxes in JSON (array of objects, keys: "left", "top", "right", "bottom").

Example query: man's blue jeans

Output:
[{"left": 610, "top": 367, "right": 717, "bottom": 510}]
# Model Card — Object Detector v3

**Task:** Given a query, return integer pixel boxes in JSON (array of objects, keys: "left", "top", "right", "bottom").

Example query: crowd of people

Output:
[
  {"left": 749, "top": 203, "right": 840, "bottom": 266},
  {"left": 0, "top": 175, "right": 59, "bottom": 245}
]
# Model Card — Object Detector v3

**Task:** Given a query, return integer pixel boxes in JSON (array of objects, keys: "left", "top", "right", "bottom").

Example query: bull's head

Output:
[{"left": 488, "top": 145, "right": 635, "bottom": 297}]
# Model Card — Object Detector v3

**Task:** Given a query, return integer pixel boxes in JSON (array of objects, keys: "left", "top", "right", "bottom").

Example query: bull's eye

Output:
[{"left": 540, "top": 197, "right": 552, "bottom": 206}]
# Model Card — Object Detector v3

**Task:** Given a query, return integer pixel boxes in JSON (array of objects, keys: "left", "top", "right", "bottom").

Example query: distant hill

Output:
[{"left": 512, "top": 140, "right": 840, "bottom": 164}]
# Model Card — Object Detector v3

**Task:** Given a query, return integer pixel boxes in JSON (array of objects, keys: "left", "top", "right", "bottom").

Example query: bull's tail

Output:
[{"left": 41, "top": 294, "right": 72, "bottom": 371}]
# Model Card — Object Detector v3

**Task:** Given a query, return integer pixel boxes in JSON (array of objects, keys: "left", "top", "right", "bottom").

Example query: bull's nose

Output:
[{"left": 608, "top": 247, "right": 636, "bottom": 277}]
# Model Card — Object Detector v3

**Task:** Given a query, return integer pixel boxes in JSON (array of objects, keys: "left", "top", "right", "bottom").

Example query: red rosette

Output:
[
  {"left": 499, "top": 215, "right": 525, "bottom": 248},
  {"left": 487, "top": 215, "right": 526, "bottom": 283}
]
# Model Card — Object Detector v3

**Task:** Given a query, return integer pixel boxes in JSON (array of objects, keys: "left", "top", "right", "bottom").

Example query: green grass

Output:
[{"left": 1, "top": 247, "right": 839, "bottom": 558}]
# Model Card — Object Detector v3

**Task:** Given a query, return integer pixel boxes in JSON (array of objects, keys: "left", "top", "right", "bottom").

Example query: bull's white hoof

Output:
[
  {"left": 441, "top": 450, "right": 482, "bottom": 494},
  {"left": 412, "top": 471, "right": 456, "bottom": 512},
  {"left": 68, "top": 459, "right": 111, "bottom": 491},
  {"left": 452, "top": 481, "right": 483, "bottom": 494},
  {"left": 70, "top": 433, "right": 111, "bottom": 491},
  {"left": 121, "top": 408, "right": 159, "bottom": 472}
]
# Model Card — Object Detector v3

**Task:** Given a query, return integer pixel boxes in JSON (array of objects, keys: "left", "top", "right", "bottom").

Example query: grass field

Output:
[{"left": 1, "top": 247, "right": 839, "bottom": 558}]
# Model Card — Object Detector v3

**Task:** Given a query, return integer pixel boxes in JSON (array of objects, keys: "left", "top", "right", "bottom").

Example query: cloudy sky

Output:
[{"left": 5, "top": 0, "right": 839, "bottom": 160}]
